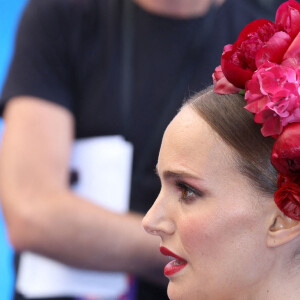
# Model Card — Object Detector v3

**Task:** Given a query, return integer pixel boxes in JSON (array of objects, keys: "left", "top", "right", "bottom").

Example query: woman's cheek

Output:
[{"left": 179, "top": 213, "right": 222, "bottom": 256}]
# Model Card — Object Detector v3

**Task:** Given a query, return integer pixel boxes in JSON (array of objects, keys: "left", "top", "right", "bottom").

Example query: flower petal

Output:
[
  {"left": 236, "top": 19, "right": 275, "bottom": 44},
  {"left": 275, "top": 183, "right": 300, "bottom": 220},
  {"left": 271, "top": 123, "right": 300, "bottom": 175},
  {"left": 212, "top": 65, "right": 241, "bottom": 94},
  {"left": 282, "top": 32, "right": 300, "bottom": 67},
  {"left": 255, "top": 31, "right": 291, "bottom": 67},
  {"left": 276, "top": 0, "right": 300, "bottom": 39},
  {"left": 221, "top": 49, "right": 253, "bottom": 88}
]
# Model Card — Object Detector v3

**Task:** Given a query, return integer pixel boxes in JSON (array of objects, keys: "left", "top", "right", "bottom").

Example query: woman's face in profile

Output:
[{"left": 143, "top": 106, "right": 274, "bottom": 300}]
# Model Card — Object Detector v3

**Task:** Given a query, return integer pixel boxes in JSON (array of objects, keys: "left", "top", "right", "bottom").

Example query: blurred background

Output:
[{"left": 0, "top": 1, "right": 28, "bottom": 299}]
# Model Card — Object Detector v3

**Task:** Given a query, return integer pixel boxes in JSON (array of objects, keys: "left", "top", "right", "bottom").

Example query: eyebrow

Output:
[{"left": 155, "top": 166, "right": 200, "bottom": 180}]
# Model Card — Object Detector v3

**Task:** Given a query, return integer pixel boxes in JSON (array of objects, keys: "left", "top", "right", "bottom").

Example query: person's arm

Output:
[{"left": 0, "top": 96, "right": 167, "bottom": 285}]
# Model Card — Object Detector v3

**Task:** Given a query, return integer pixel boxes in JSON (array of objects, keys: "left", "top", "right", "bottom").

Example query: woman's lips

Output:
[{"left": 160, "top": 246, "right": 187, "bottom": 276}]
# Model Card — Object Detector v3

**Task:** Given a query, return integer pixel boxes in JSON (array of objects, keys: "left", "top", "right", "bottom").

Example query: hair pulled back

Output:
[{"left": 187, "top": 86, "right": 277, "bottom": 196}]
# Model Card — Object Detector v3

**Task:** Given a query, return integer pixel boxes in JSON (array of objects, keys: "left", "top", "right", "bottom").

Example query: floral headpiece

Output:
[{"left": 213, "top": 0, "right": 300, "bottom": 220}]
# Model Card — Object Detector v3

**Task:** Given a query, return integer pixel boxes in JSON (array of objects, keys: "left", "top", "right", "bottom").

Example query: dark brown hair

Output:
[{"left": 187, "top": 86, "right": 277, "bottom": 196}]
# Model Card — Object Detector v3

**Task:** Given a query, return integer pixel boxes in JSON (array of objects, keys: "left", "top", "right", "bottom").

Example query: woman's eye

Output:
[
  {"left": 181, "top": 186, "right": 194, "bottom": 199},
  {"left": 176, "top": 181, "right": 200, "bottom": 203}
]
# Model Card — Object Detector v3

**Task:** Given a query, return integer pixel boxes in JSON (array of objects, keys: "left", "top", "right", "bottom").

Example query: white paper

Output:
[{"left": 17, "top": 135, "right": 134, "bottom": 298}]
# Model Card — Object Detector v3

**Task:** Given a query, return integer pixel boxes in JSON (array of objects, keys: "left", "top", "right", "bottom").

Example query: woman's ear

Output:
[{"left": 267, "top": 211, "right": 300, "bottom": 247}]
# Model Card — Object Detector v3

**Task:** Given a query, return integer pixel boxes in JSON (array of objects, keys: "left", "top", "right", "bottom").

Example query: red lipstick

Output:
[{"left": 160, "top": 246, "right": 187, "bottom": 276}]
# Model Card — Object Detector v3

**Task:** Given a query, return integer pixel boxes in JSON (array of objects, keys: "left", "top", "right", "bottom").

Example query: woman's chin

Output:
[
  {"left": 167, "top": 280, "right": 206, "bottom": 300},
  {"left": 167, "top": 282, "right": 185, "bottom": 300}
]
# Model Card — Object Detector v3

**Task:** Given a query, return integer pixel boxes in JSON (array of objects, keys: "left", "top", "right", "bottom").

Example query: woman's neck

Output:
[
  {"left": 252, "top": 279, "right": 300, "bottom": 300},
  {"left": 133, "top": 0, "right": 225, "bottom": 19},
  {"left": 245, "top": 262, "right": 300, "bottom": 300}
]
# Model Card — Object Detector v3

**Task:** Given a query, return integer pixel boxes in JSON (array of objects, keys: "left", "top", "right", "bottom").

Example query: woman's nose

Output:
[{"left": 142, "top": 193, "right": 175, "bottom": 237}]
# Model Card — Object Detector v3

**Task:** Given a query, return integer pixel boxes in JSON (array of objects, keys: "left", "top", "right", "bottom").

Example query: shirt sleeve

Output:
[{"left": 0, "top": 0, "right": 76, "bottom": 114}]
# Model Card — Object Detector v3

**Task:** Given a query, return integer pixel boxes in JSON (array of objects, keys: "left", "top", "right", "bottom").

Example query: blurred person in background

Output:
[
  {"left": 0, "top": 0, "right": 283, "bottom": 300},
  {"left": 143, "top": 1, "right": 300, "bottom": 299}
]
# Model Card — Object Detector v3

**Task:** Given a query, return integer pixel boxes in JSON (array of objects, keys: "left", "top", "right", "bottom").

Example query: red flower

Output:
[
  {"left": 212, "top": 65, "right": 241, "bottom": 94},
  {"left": 278, "top": 173, "right": 300, "bottom": 186},
  {"left": 275, "top": 173, "right": 300, "bottom": 220},
  {"left": 220, "top": 19, "right": 277, "bottom": 89},
  {"left": 271, "top": 123, "right": 300, "bottom": 175},
  {"left": 213, "top": 0, "right": 300, "bottom": 93},
  {"left": 275, "top": 184, "right": 300, "bottom": 220}
]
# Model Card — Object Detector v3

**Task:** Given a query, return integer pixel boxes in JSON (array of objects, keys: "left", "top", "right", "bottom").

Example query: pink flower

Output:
[{"left": 245, "top": 62, "right": 300, "bottom": 136}]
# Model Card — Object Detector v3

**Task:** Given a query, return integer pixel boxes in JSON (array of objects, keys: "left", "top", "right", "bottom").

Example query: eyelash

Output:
[{"left": 175, "top": 181, "right": 202, "bottom": 203}]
